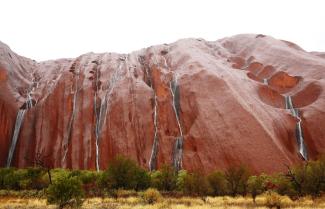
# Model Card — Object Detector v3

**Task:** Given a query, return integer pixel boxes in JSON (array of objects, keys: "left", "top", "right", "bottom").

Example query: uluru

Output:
[{"left": 1, "top": 34, "right": 324, "bottom": 174}]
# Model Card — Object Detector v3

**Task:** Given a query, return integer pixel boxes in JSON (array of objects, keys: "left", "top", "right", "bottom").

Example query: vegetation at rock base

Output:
[
  {"left": 0, "top": 154, "right": 324, "bottom": 208},
  {"left": 46, "top": 173, "right": 84, "bottom": 209},
  {"left": 140, "top": 188, "right": 162, "bottom": 204}
]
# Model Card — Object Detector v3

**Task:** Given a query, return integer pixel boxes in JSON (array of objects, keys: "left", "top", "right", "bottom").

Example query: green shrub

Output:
[
  {"left": 150, "top": 170, "right": 163, "bottom": 190},
  {"left": 207, "top": 170, "right": 228, "bottom": 196},
  {"left": 225, "top": 165, "right": 250, "bottom": 196},
  {"left": 300, "top": 158, "right": 325, "bottom": 197},
  {"left": 3, "top": 169, "right": 25, "bottom": 190},
  {"left": 78, "top": 170, "right": 98, "bottom": 184},
  {"left": 176, "top": 170, "right": 187, "bottom": 191},
  {"left": 0, "top": 168, "right": 14, "bottom": 189},
  {"left": 134, "top": 168, "right": 150, "bottom": 190},
  {"left": 182, "top": 171, "right": 210, "bottom": 197},
  {"left": 100, "top": 155, "right": 150, "bottom": 191},
  {"left": 46, "top": 173, "right": 84, "bottom": 209},
  {"left": 25, "top": 167, "right": 48, "bottom": 190},
  {"left": 150, "top": 165, "right": 177, "bottom": 191},
  {"left": 141, "top": 188, "right": 162, "bottom": 204},
  {"left": 270, "top": 174, "right": 297, "bottom": 198},
  {"left": 248, "top": 174, "right": 270, "bottom": 202}
]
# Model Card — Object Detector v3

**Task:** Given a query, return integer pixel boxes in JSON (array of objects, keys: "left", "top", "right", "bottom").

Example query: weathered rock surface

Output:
[{"left": 1, "top": 34, "right": 325, "bottom": 174}]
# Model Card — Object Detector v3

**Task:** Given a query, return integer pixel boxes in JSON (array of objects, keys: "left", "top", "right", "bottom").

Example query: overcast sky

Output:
[{"left": 1, "top": 0, "right": 324, "bottom": 61}]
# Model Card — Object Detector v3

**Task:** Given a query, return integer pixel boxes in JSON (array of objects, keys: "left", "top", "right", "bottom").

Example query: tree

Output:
[
  {"left": 183, "top": 171, "right": 210, "bottom": 198},
  {"left": 304, "top": 156, "right": 325, "bottom": 196},
  {"left": 285, "top": 156, "right": 325, "bottom": 197},
  {"left": 247, "top": 174, "right": 268, "bottom": 203},
  {"left": 270, "top": 173, "right": 296, "bottom": 198},
  {"left": 150, "top": 165, "right": 177, "bottom": 191},
  {"left": 101, "top": 155, "right": 149, "bottom": 190},
  {"left": 225, "top": 165, "right": 250, "bottom": 196},
  {"left": 285, "top": 164, "right": 307, "bottom": 197},
  {"left": 207, "top": 170, "right": 228, "bottom": 196},
  {"left": 25, "top": 151, "right": 53, "bottom": 184},
  {"left": 46, "top": 173, "right": 84, "bottom": 209}
]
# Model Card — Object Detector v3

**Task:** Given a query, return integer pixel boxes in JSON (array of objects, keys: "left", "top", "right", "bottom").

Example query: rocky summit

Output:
[{"left": 0, "top": 34, "right": 324, "bottom": 174}]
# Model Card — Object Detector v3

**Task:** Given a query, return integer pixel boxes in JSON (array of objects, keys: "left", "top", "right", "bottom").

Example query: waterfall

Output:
[
  {"left": 149, "top": 94, "right": 159, "bottom": 171},
  {"left": 173, "top": 137, "right": 183, "bottom": 171},
  {"left": 6, "top": 70, "right": 38, "bottom": 167},
  {"left": 285, "top": 95, "right": 294, "bottom": 109},
  {"left": 94, "top": 72, "right": 100, "bottom": 171},
  {"left": 6, "top": 88, "right": 35, "bottom": 167},
  {"left": 170, "top": 76, "right": 183, "bottom": 136},
  {"left": 94, "top": 60, "right": 123, "bottom": 171},
  {"left": 296, "top": 121, "right": 308, "bottom": 160},
  {"left": 6, "top": 110, "right": 26, "bottom": 167},
  {"left": 263, "top": 78, "right": 268, "bottom": 85},
  {"left": 284, "top": 95, "right": 308, "bottom": 160},
  {"left": 26, "top": 92, "right": 33, "bottom": 108},
  {"left": 169, "top": 75, "right": 184, "bottom": 171},
  {"left": 62, "top": 67, "right": 80, "bottom": 162}
]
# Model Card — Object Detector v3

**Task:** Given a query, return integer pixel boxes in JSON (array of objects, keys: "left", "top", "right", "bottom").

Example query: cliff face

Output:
[{"left": 1, "top": 34, "right": 325, "bottom": 173}]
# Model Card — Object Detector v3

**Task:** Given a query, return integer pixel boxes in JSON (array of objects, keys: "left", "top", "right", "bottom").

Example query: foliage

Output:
[
  {"left": 179, "top": 171, "right": 210, "bottom": 197},
  {"left": 141, "top": 188, "right": 162, "bottom": 204},
  {"left": 247, "top": 174, "right": 268, "bottom": 202},
  {"left": 0, "top": 154, "right": 324, "bottom": 201},
  {"left": 207, "top": 170, "right": 228, "bottom": 196},
  {"left": 176, "top": 170, "right": 187, "bottom": 191},
  {"left": 100, "top": 155, "right": 150, "bottom": 191},
  {"left": 224, "top": 165, "right": 250, "bottom": 196},
  {"left": 46, "top": 173, "right": 84, "bottom": 209},
  {"left": 150, "top": 165, "right": 177, "bottom": 191},
  {"left": 264, "top": 191, "right": 283, "bottom": 209}
]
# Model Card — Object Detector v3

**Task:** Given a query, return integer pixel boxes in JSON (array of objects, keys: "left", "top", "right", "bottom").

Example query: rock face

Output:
[{"left": 1, "top": 34, "right": 325, "bottom": 174}]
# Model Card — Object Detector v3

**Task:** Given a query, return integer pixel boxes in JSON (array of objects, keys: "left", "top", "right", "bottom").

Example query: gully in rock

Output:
[
  {"left": 149, "top": 94, "right": 159, "bottom": 171},
  {"left": 143, "top": 57, "right": 160, "bottom": 171},
  {"left": 93, "top": 60, "right": 102, "bottom": 171},
  {"left": 62, "top": 62, "right": 81, "bottom": 163},
  {"left": 169, "top": 74, "right": 184, "bottom": 171},
  {"left": 284, "top": 96, "right": 308, "bottom": 160},
  {"left": 6, "top": 109, "right": 27, "bottom": 167},
  {"left": 94, "top": 59, "right": 124, "bottom": 171},
  {"left": 7, "top": 90, "right": 36, "bottom": 167}
]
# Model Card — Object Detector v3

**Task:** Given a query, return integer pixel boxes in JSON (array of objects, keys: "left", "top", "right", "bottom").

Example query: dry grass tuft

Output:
[{"left": 1, "top": 194, "right": 325, "bottom": 208}]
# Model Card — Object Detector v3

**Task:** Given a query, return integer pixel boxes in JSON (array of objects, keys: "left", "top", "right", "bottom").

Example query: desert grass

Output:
[{"left": 0, "top": 194, "right": 325, "bottom": 209}]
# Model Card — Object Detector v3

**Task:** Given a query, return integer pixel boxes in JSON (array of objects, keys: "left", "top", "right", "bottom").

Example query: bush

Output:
[
  {"left": 176, "top": 170, "right": 187, "bottom": 191},
  {"left": 247, "top": 174, "right": 269, "bottom": 202},
  {"left": 150, "top": 165, "right": 177, "bottom": 191},
  {"left": 225, "top": 165, "right": 250, "bottom": 196},
  {"left": 0, "top": 168, "right": 15, "bottom": 189},
  {"left": 3, "top": 169, "right": 25, "bottom": 190},
  {"left": 265, "top": 191, "right": 283, "bottom": 209},
  {"left": 25, "top": 167, "right": 48, "bottom": 190},
  {"left": 77, "top": 170, "right": 98, "bottom": 184},
  {"left": 46, "top": 173, "right": 84, "bottom": 209},
  {"left": 208, "top": 170, "right": 228, "bottom": 196},
  {"left": 100, "top": 155, "right": 150, "bottom": 191},
  {"left": 141, "top": 188, "right": 162, "bottom": 204},
  {"left": 270, "top": 174, "right": 297, "bottom": 198},
  {"left": 182, "top": 171, "right": 210, "bottom": 197}
]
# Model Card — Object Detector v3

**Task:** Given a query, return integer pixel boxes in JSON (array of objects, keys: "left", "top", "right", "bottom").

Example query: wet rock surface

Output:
[{"left": 0, "top": 34, "right": 325, "bottom": 174}]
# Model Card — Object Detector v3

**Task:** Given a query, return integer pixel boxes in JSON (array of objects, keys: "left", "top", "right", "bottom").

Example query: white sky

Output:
[{"left": 1, "top": 0, "right": 324, "bottom": 61}]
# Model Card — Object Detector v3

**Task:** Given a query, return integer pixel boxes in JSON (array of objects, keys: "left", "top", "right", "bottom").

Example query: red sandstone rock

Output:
[{"left": 0, "top": 34, "right": 325, "bottom": 174}]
